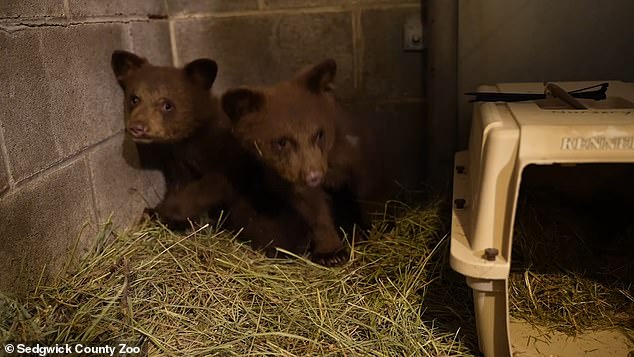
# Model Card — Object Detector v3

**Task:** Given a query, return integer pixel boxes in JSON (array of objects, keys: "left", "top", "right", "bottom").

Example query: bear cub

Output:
[
  {"left": 111, "top": 50, "right": 231, "bottom": 227},
  {"left": 222, "top": 59, "right": 385, "bottom": 265},
  {"left": 111, "top": 51, "right": 314, "bottom": 261}
]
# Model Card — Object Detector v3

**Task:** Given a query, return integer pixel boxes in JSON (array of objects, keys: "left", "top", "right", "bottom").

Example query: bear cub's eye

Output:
[
  {"left": 314, "top": 129, "right": 325, "bottom": 142},
  {"left": 160, "top": 99, "right": 175, "bottom": 113},
  {"left": 273, "top": 137, "right": 290, "bottom": 151},
  {"left": 130, "top": 95, "right": 140, "bottom": 106}
]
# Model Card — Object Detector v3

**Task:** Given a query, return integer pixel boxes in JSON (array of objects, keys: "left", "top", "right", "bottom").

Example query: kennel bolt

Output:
[
  {"left": 455, "top": 165, "right": 466, "bottom": 174},
  {"left": 483, "top": 248, "right": 499, "bottom": 261},
  {"left": 454, "top": 198, "right": 466, "bottom": 209}
]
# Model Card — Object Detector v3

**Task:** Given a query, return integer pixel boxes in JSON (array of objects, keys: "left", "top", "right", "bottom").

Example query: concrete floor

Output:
[{"left": 510, "top": 319, "right": 634, "bottom": 357}]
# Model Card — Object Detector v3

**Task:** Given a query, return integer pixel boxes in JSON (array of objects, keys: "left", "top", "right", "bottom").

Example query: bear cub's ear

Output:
[
  {"left": 111, "top": 50, "right": 147, "bottom": 85},
  {"left": 222, "top": 88, "right": 264, "bottom": 123},
  {"left": 296, "top": 59, "right": 337, "bottom": 94},
  {"left": 185, "top": 59, "right": 218, "bottom": 90}
]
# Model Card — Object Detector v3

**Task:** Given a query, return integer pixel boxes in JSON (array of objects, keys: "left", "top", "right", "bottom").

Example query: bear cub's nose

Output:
[
  {"left": 305, "top": 171, "right": 323, "bottom": 187},
  {"left": 128, "top": 123, "right": 148, "bottom": 138}
]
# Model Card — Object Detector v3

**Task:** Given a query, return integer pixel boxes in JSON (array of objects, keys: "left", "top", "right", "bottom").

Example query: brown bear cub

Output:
[
  {"left": 111, "top": 50, "right": 228, "bottom": 228},
  {"left": 110, "top": 51, "right": 313, "bottom": 260},
  {"left": 222, "top": 59, "right": 385, "bottom": 265}
]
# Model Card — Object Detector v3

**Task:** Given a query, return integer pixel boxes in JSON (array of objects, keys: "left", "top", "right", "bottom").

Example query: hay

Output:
[
  {"left": 509, "top": 271, "right": 633, "bottom": 335},
  {"left": 2, "top": 196, "right": 632, "bottom": 355},
  {"left": 509, "top": 190, "right": 634, "bottom": 335},
  {"left": 0, "top": 202, "right": 476, "bottom": 356}
]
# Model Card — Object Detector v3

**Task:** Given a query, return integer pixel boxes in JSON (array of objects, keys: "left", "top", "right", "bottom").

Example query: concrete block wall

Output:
[
  {"left": 0, "top": 0, "right": 424, "bottom": 295},
  {"left": 0, "top": 1, "right": 168, "bottom": 295},
  {"left": 169, "top": 0, "right": 425, "bottom": 191}
]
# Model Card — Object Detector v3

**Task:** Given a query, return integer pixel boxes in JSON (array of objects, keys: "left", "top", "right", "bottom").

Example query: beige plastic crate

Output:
[{"left": 450, "top": 81, "right": 634, "bottom": 357}]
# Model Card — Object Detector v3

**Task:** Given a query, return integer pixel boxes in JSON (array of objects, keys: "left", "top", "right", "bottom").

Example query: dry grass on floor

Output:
[
  {"left": 0, "top": 203, "right": 476, "bottom": 356},
  {"left": 1, "top": 198, "right": 632, "bottom": 356},
  {"left": 509, "top": 190, "right": 634, "bottom": 335}
]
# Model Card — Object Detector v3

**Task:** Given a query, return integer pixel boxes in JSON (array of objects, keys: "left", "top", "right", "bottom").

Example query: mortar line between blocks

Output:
[
  {"left": 0, "top": 3, "right": 421, "bottom": 31},
  {"left": 171, "top": 8, "right": 346, "bottom": 20},
  {"left": 163, "top": 0, "right": 178, "bottom": 66},
  {"left": 126, "top": 21, "right": 134, "bottom": 52},
  {"left": 62, "top": 0, "right": 71, "bottom": 21},
  {"left": 0, "top": 120, "right": 15, "bottom": 189},
  {"left": 12, "top": 131, "right": 124, "bottom": 189},
  {"left": 169, "top": 19, "right": 179, "bottom": 67},
  {"left": 168, "top": 2, "right": 419, "bottom": 20},
  {"left": 352, "top": 8, "right": 363, "bottom": 92},
  {"left": 0, "top": 17, "right": 159, "bottom": 33},
  {"left": 83, "top": 155, "right": 101, "bottom": 226}
]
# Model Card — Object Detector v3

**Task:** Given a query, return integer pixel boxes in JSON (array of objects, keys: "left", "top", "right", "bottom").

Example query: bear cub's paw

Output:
[
  {"left": 311, "top": 248, "right": 349, "bottom": 267},
  {"left": 139, "top": 207, "right": 159, "bottom": 224},
  {"left": 140, "top": 206, "right": 191, "bottom": 231}
]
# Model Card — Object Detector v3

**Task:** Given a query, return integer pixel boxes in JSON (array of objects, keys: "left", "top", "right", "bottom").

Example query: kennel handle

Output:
[
  {"left": 465, "top": 82, "right": 609, "bottom": 103},
  {"left": 544, "top": 83, "right": 586, "bottom": 109}
]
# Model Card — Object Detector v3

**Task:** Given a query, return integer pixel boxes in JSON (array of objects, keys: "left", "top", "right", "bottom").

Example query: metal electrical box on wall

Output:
[{"left": 403, "top": 14, "right": 423, "bottom": 51}]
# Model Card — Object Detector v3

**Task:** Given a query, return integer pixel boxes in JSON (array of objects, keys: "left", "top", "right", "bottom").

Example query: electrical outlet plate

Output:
[{"left": 403, "top": 14, "right": 423, "bottom": 51}]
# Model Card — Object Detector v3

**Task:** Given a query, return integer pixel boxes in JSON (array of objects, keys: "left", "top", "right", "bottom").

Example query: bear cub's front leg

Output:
[{"left": 292, "top": 186, "right": 348, "bottom": 266}]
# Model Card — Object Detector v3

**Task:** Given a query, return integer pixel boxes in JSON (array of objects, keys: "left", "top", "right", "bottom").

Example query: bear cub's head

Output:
[
  {"left": 222, "top": 59, "right": 339, "bottom": 187},
  {"left": 111, "top": 50, "right": 218, "bottom": 144}
]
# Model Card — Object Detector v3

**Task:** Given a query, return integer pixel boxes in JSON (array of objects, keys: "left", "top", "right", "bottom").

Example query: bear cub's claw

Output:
[
  {"left": 139, "top": 207, "right": 159, "bottom": 224},
  {"left": 312, "top": 249, "right": 349, "bottom": 267},
  {"left": 140, "top": 207, "right": 190, "bottom": 231}
]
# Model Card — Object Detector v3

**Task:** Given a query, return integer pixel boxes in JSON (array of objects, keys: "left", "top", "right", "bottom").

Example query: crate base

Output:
[{"left": 509, "top": 320, "right": 634, "bottom": 357}]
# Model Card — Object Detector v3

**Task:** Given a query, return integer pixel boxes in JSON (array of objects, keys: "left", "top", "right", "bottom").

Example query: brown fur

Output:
[
  {"left": 223, "top": 59, "right": 385, "bottom": 264},
  {"left": 111, "top": 51, "right": 313, "bottom": 260},
  {"left": 223, "top": 61, "right": 339, "bottom": 187},
  {"left": 223, "top": 60, "right": 384, "bottom": 210},
  {"left": 112, "top": 51, "right": 226, "bottom": 192},
  {"left": 226, "top": 82, "right": 337, "bottom": 184}
]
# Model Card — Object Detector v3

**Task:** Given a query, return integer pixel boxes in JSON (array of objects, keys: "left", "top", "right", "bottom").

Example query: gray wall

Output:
[
  {"left": 0, "top": 0, "right": 424, "bottom": 295},
  {"left": 458, "top": 0, "right": 634, "bottom": 149},
  {"left": 0, "top": 1, "right": 170, "bottom": 295},
  {"left": 170, "top": 0, "right": 425, "bottom": 192}
]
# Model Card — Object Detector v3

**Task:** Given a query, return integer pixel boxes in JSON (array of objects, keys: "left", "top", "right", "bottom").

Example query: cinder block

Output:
[
  {"left": 0, "top": 30, "right": 63, "bottom": 181},
  {"left": 345, "top": 100, "right": 426, "bottom": 191},
  {"left": 41, "top": 24, "right": 127, "bottom": 159},
  {"left": 361, "top": 7, "right": 423, "bottom": 99},
  {"left": 68, "top": 0, "right": 166, "bottom": 18},
  {"left": 0, "top": 159, "right": 96, "bottom": 296},
  {"left": 129, "top": 21, "right": 173, "bottom": 66},
  {"left": 167, "top": 0, "right": 258, "bottom": 15},
  {"left": 0, "top": 0, "right": 64, "bottom": 19},
  {"left": 262, "top": 0, "right": 350, "bottom": 9},
  {"left": 1, "top": 24, "right": 128, "bottom": 182},
  {"left": 173, "top": 12, "right": 355, "bottom": 98},
  {"left": 88, "top": 133, "right": 165, "bottom": 229}
]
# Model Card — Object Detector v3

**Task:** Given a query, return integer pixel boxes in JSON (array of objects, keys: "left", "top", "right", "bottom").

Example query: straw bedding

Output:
[
  {"left": 1, "top": 203, "right": 475, "bottom": 356},
  {"left": 1, "top": 199, "right": 632, "bottom": 355},
  {"left": 509, "top": 190, "right": 633, "bottom": 335}
]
